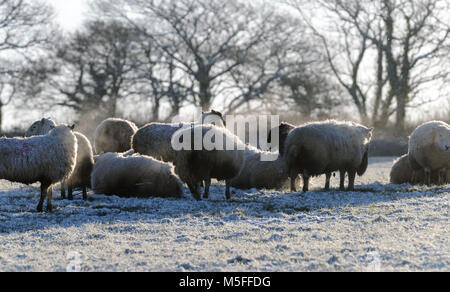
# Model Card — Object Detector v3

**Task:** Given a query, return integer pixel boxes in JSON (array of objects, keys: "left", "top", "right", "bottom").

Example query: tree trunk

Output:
[
  {"left": 395, "top": 93, "right": 407, "bottom": 133},
  {"left": 0, "top": 102, "right": 3, "bottom": 134}
]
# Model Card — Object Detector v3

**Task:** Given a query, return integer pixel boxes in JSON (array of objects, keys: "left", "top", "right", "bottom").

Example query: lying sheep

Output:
[
  {"left": 283, "top": 120, "right": 373, "bottom": 192},
  {"left": 94, "top": 118, "right": 138, "bottom": 154},
  {"left": 230, "top": 145, "right": 290, "bottom": 190},
  {"left": 26, "top": 118, "right": 94, "bottom": 200},
  {"left": 172, "top": 124, "right": 245, "bottom": 200},
  {"left": 390, "top": 154, "right": 450, "bottom": 185},
  {"left": 132, "top": 110, "right": 226, "bottom": 162},
  {"left": 0, "top": 125, "right": 77, "bottom": 212},
  {"left": 408, "top": 121, "right": 450, "bottom": 185},
  {"left": 91, "top": 152, "right": 183, "bottom": 198}
]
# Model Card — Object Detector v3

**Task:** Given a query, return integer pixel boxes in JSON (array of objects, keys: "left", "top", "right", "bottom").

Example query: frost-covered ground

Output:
[{"left": 0, "top": 157, "right": 448, "bottom": 272}]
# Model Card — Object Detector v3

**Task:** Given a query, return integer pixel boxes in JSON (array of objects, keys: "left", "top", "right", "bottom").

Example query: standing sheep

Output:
[
  {"left": 283, "top": 120, "right": 373, "bottom": 192},
  {"left": 25, "top": 118, "right": 56, "bottom": 137},
  {"left": 390, "top": 154, "right": 450, "bottom": 185},
  {"left": 230, "top": 145, "right": 290, "bottom": 190},
  {"left": 94, "top": 118, "right": 138, "bottom": 154},
  {"left": 91, "top": 152, "right": 183, "bottom": 198},
  {"left": 172, "top": 124, "right": 245, "bottom": 200},
  {"left": 132, "top": 110, "right": 226, "bottom": 162},
  {"left": 26, "top": 119, "right": 94, "bottom": 200},
  {"left": 408, "top": 121, "right": 450, "bottom": 185},
  {"left": 0, "top": 125, "right": 77, "bottom": 212}
]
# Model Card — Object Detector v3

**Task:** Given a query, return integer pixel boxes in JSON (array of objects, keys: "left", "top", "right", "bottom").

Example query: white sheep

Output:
[
  {"left": 408, "top": 121, "right": 450, "bottom": 185},
  {"left": 25, "top": 118, "right": 94, "bottom": 200},
  {"left": 283, "top": 120, "right": 373, "bottom": 192},
  {"left": 25, "top": 118, "right": 56, "bottom": 137},
  {"left": 172, "top": 124, "right": 245, "bottom": 200},
  {"left": 0, "top": 125, "right": 78, "bottom": 212},
  {"left": 230, "top": 145, "right": 290, "bottom": 190},
  {"left": 94, "top": 118, "right": 138, "bottom": 154},
  {"left": 132, "top": 110, "right": 226, "bottom": 162},
  {"left": 91, "top": 152, "right": 183, "bottom": 198},
  {"left": 390, "top": 154, "right": 450, "bottom": 185}
]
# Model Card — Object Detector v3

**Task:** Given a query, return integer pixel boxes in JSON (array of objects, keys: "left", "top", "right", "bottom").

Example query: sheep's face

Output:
[
  {"left": 435, "top": 130, "right": 450, "bottom": 152},
  {"left": 25, "top": 118, "right": 56, "bottom": 137},
  {"left": 201, "top": 110, "right": 226, "bottom": 127}
]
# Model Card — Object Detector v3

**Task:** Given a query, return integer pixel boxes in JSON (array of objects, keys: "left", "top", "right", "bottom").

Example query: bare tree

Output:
[
  {"left": 102, "top": 0, "right": 292, "bottom": 111},
  {"left": 0, "top": 0, "right": 53, "bottom": 132},
  {"left": 287, "top": 0, "right": 450, "bottom": 131},
  {"left": 46, "top": 20, "right": 140, "bottom": 119}
]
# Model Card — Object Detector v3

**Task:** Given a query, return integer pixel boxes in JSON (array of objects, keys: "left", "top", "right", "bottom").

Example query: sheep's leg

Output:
[
  {"left": 325, "top": 172, "right": 332, "bottom": 191},
  {"left": 82, "top": 186, "right": 88, "bottom": 201},
  {"left": 347, "top": 170, "right": 356, "bottom": 191},
  {"left": 290, "top": 171, "right": 298, "bottom": 193},
  {"left": 46, "top": 187, "right": 53, "bottom": 212},
  {"left": 188, "top": 181, "right": 201, "bottom": 201},
  {"left": 437, "top": 168, "right": 446, "bottom": 185},
  {"left": 411, "top": 171, "right": 417, "bottom": 184},
  {"left": 339, "top": 171, "right": 346, "bottom": 191},
  {"left": 302, "top": 170, "right": 310, "bottom": 192},
  {"left": 37, "top": 183, "right": 49, "bottom": 213},
  {"left": 68, "top": 184, "right": 73, "bottom": 201},
  {"left": 424, "top": 168, "right": 431, "bottom": 186},
  {"left": 225, "top": 180, "right": 231, "bottom": 200},
  {"left": 60, "top": 181, "right": 66, "bottom": 199},
  {"left": 203, "top": 178, "right": 211, "bottom": 199}
]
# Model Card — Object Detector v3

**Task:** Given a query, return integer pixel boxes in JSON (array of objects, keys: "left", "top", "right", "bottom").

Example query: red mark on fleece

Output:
[{"left": 14, "top": 141, "right": 31, "bottom": 156}]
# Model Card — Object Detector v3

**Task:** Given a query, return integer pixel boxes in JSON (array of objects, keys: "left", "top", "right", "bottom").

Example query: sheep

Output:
[
  {"left": 172, "top": 124, "right": 245, "bottom": 200},
  {"left": 91, "top": 152, "right": 183, "bottom": 198},
  {"left": 25, "top": 119, "right": 94, "bottom": 201},
  {"left": 390, "top": 154, "right": 450, "bottom": 185},
  {"left": 230, "top": 145, "right": 290, "bottom": 190},
  {"left": 132, "top": 110, "right": 226, "bottom": 162},
  {"left": 282, "top": 120, "right": 373, "bottom": 192},
  {"left": 93, "top": 118, "right": 138, "bottom": 154},
  {"left": 25, "top": 118, "right": 56, "bottom": 137},
  {"left": 408, "top": 121, "right": 450, "bottom": 185},
  {"left": 267, "top": 122, "right": 295, "bottom": 154},
  {"left": 0, "top": 125, "right": 77, "bottom": 212}
]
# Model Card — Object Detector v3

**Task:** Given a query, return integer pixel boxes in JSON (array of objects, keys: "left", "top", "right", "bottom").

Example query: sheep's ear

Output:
[
  {"left": 70, "top": 124, "right": 75, "bottom": 131},
  {"left": 40, "top": 118, "right": 46, "bottom": 125}
]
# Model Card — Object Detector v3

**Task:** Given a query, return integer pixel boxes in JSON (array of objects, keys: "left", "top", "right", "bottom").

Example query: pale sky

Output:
[{"left": 47, "top": 0, "right": 89, "bottom": 31}]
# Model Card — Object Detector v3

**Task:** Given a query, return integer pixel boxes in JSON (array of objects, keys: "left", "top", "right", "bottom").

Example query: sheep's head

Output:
[
  {"left": 25, "top": 118, "right": 56, "bottom": 137},
  {"left": 201, "top": 110, "right": 226, "bottom": 127},
  {"left": 268, "top": 122, "right": 295, "bottom": 155}
]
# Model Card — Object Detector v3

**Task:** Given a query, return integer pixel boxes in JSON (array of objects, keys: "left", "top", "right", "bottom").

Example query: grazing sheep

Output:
[
  {"left": 172, "top": 124, "right": 245, "bottom": 200},
  {"left": 25, "top": 118, "right": 56, "bottom": 137},
  {"left": 230, "top": 145, "right": 290, "bottom": 190},
  {"left": 26, "top": 119, "right": 94, "bottom": 200},
  {"left": 390, "top": 154, "right": 450, "bottom": 185},
  {"left": 0, "top": 125, "right": 77, "bottom": 212},
  {"left": 408, "top": 121, "right": 450, "bottom": 185},
  {"left": 283, "top": 120, "right": 373, "bottom": 192},
  {"left": 132, "top": 110, "right": 226, "bottom": 162},
  {"left": 91, "top": 152, "right": 183, "bottom": 198},
  {"left": 94, "top": 118, "right": 138, "bottom": 154}
]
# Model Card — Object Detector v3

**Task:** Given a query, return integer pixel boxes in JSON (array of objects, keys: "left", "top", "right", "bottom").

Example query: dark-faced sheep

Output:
[
  {"left": 0, "top": 125, "right": 77, "bottom": 212},
  {"left": 172, "top": 124, "right": 245, "bottom": 200},
  {"left": 26, "top": 118, "right": 94, "bottom": 200},
  {"left": 94, "top": 118, "right": 138, "bottom": 154},
  {"left": 91, "top": 152, "right": 183, "bottom": 198},
  {"left": 283, "top": 120, "right": 373, "bottom": 192},
  {"left": 408, "top": 121, "right": 450, "bottom": 185},
  {"left": 390, "top": 154, "right": 450, "bottom": 185}
]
